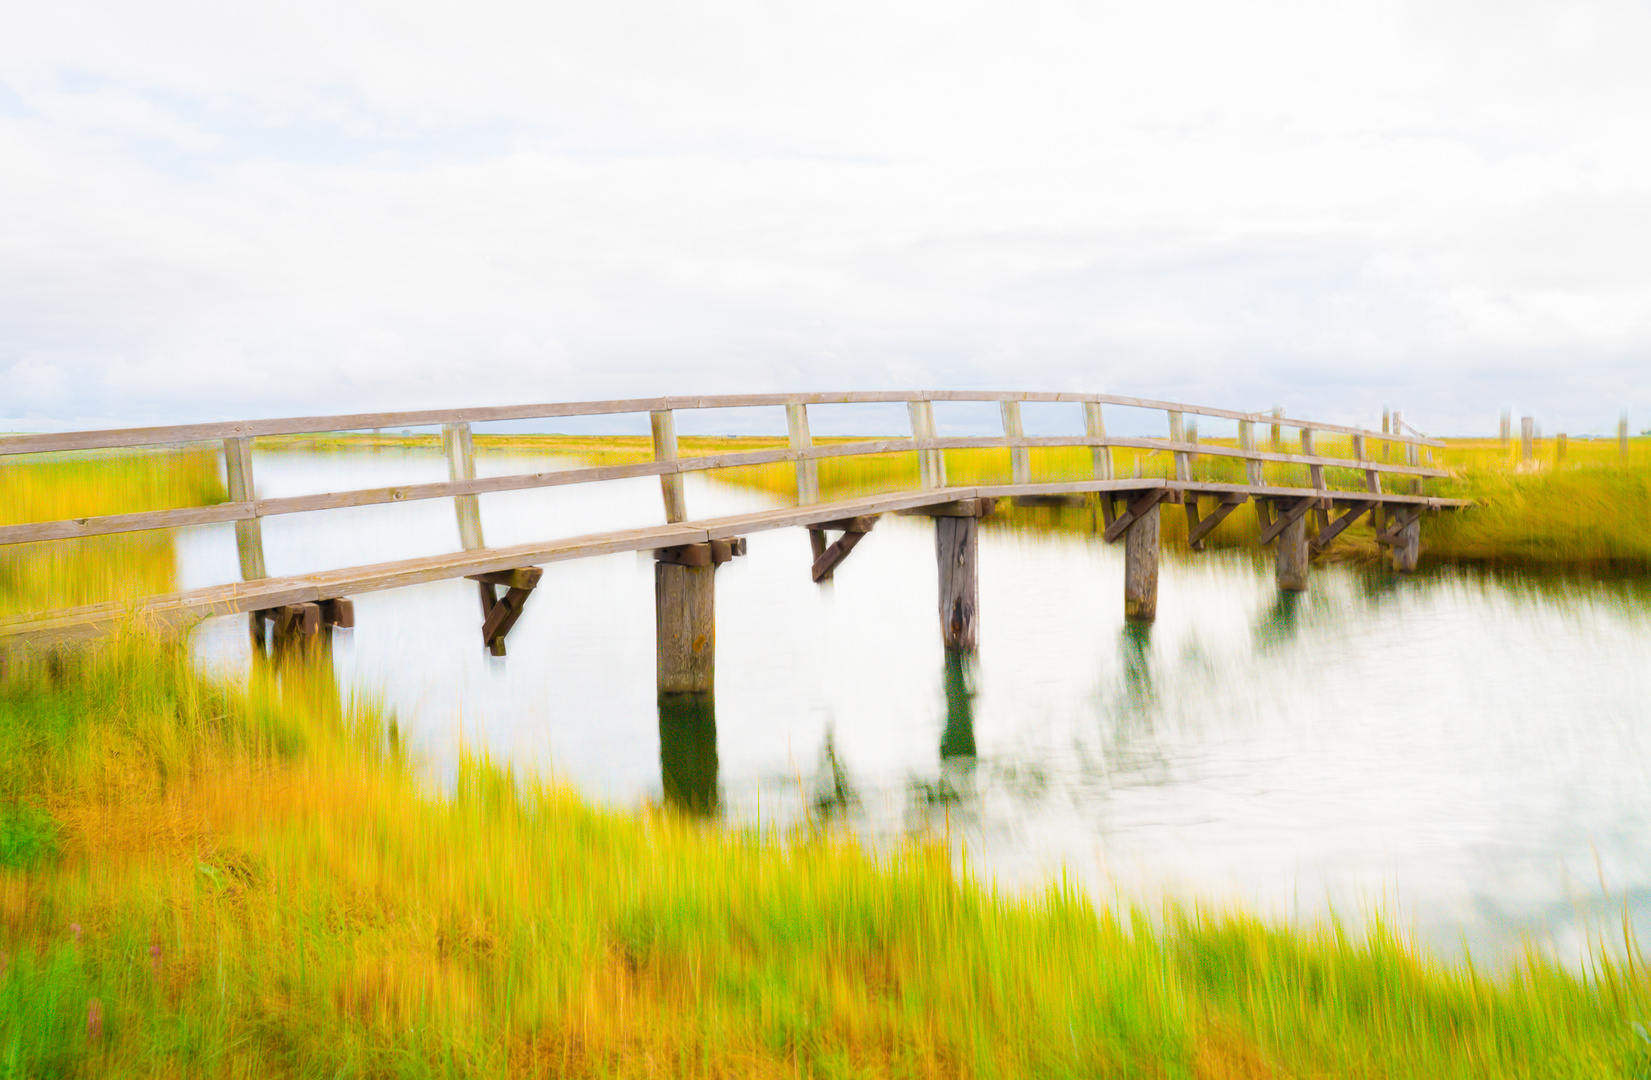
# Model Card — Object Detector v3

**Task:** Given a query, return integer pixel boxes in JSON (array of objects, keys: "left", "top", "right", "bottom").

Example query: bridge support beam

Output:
[
  {"left": 1275, "top": 513, "right": 1310, "bottom": 592},
  {"left": 1123, "top": 501, "right": 1160, "bottom": 621},
  {"left": 655, "top": 539, "right": 746, "bottom": 694}
]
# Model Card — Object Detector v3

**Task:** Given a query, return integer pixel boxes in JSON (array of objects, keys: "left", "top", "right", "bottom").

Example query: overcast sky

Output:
[{"left": 2, "top": 0, "right": 1647, "bottom": 436}]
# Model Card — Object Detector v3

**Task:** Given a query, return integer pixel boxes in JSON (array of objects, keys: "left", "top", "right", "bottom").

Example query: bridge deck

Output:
[{"left": 0, "top": 479, "right": 1469, "bottom": 646}]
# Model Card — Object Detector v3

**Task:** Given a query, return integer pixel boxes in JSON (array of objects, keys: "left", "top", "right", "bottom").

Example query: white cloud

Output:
[{"left": 0, "top": 0, "right": 1648, "bottom": 435}]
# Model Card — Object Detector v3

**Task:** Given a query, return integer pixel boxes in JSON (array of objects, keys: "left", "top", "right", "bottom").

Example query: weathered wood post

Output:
[
  {"left": 1275, "top": 508, "right": 1310, "bottom": 592},
  {"left": 1271, "top": 407, "right": 1284, "bottom": 452},
  {"left": 223, "top": 436, "right": 267, "bottom": 648},
  {"left": 1556, "top": 433, "right": 1567, "bottom": 464},
  {"left": 1521, "top": 416, "right": 1534, "bottom": 463},
  {"left": 1084, "top": 401, "right": 1113, "bottom": 482},
  {"left": 656, "top": 558, "right": 716, "bottom": 693},
  {"left": 651, "top": 409, "right": 687, "bottom": 523},
  {"left": 908, "top": 399, "right": 945, "bottom": 490},
  {"left": 1000, "top": 400, "right": 1030, "bottom": 485},
  {"left": 1622, "top": 413, "right": 1631, "bottom": 461},
  {"left": 1123, "top": 498, "right": 1160, "bottom": 621},
  {"left": 441, "top": 422, "right": 484, "bottom": 551},
  {"left": 1239, "top": 419, "right": 1263, "bottom": 487},
  {"left": 935, "top": 506, "right": 981, "bottom": 650},
  {"left": 1167, "top": 411, "right": 1191, "bottom": 482},
  {"left": 1500, "top": 409, "right": 1511, "bottom": 449},
  {"left": 786, "top": 402, "right": 826, "bottom": 561}
]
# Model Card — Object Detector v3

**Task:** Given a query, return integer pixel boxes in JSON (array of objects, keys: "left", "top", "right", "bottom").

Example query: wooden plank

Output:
[
  {"left": 816, "top": 516, "right": 877, "bottom": 533},
  {"left": 651, "top": 410, "right": 687, "bottom": 523},
  {"left": 895, "top": 498, "right": 996, "bottom": 518}
]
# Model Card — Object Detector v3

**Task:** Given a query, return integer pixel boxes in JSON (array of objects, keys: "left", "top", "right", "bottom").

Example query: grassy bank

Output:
[
  {"left": 4, "top": 630, "right": 1647, "bottom": 1078},
  {"left": 0, "top": 456, "right": 1645, "bottom": 1075}
]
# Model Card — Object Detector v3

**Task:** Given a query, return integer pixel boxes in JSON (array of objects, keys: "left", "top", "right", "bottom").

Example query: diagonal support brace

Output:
[
  {"left": 1310, "top": 500, "right": 1378, "bottom": 555},
  {"left": 1257, "top": 496, "right": 1320, "bottom": 546},
  {"left": 1185, "top": 493, "right": 1248, "bottom": 550},
  {"left": 466, "top": 567, "right": 543, "bottom": 656},
  {"left": 1374, "top": 509, "right": 1423, "bottom": 547},
  {"left": 811, "top": 516, "right": 877, "bottom": 583},
  {"left": 1102, "top": 489, "right": 1170, "bottom": 544}
]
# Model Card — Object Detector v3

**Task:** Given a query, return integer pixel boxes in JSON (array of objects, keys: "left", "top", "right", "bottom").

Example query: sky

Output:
[{"left": 2, "top": 0, "right": 1648, "bottom": 436}]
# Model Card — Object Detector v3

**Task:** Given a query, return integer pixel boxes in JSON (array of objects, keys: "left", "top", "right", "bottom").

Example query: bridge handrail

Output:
[
  {"left": 0, "top": 390, "right": 1443, "bottom": 456},
  {"left": 0, "top": 392, "right": 1448, "bottom": 549}
]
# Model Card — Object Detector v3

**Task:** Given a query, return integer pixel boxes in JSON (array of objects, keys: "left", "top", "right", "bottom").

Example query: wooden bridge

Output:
[{"left": 0, "top": 391, "right": 1468, "bottom": 692}]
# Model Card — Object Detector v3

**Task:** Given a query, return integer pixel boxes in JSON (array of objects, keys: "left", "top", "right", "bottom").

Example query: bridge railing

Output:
[{"left": 0, "top": 391, "right": 1446, "bottom": 555}]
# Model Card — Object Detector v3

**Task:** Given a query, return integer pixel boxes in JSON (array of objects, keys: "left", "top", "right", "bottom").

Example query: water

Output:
[{"left": 183, "top": 447, "right": 1651, "bottom": 967}]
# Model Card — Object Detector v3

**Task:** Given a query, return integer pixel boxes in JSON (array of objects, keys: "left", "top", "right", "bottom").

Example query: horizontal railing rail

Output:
[{"left": 0, "top": 390, "right": 1444, "bottom": 456}]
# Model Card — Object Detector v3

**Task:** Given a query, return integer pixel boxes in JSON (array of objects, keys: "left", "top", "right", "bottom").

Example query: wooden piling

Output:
[
  {"left": 935, "top": 516, "right": 979, "bottom": 650},
  {"left": 1275, "top": 512, "right": 1309, "bottom": 592},
  {"left": 1123, "top": 502, "right": 1159, "bottom": 621},
  {"left": 656, "top": 561, "right": 716, "bottom": 693}
]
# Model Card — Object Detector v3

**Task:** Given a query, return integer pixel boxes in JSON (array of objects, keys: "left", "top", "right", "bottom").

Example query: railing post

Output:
[
  {"left": 999, "top": 400, "right": 1030, "bottom": 485},
  {"left": 441, "top": 422, "right": 483, "bottom": 551},
  {"left": 1406, "top": 434, "right": 1421, "bottom": 493},
  {"left": 1271, "top": 407, "right": 1284, "bottom": 452},
  {"left": 1083, "top": 402, "right": 1113, "bottom": 481},
  {"left": 1239, "top": 420, "right": 1263, "bottom": 487},
  {"left": 222, "top": 437, "right": 266, "bottom": 581},
  {"left": 651, "top": 410, "right": 687, "bottom": 522},
  {"left": 1167, "top": 411, "right": 1191, "bottom": 482},
  {"left": 908, "top": 399, "right": 945, "bottom": 489},
  {"left": 1302, "top": 427, "right": 1324, "bottom": 491},
  {"left": 787, "top": 401, "right": 827, "bottom": 562},
  {"left": 785, "top": 403, "right": 818, "bottom": 505}
]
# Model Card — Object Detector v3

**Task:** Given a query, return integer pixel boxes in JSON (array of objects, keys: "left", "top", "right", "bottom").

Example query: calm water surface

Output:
[{"left": 182, "top": 448, "right": 1651, "bottom": 967}]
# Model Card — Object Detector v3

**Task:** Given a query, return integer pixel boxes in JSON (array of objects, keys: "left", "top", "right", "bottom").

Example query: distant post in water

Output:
[
  {"left": 1521, "top": 416, "right": 1534, "bottom": 463},
  {"left": 1622, "top": 413, "right": 1631, "bottom": 461}
]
